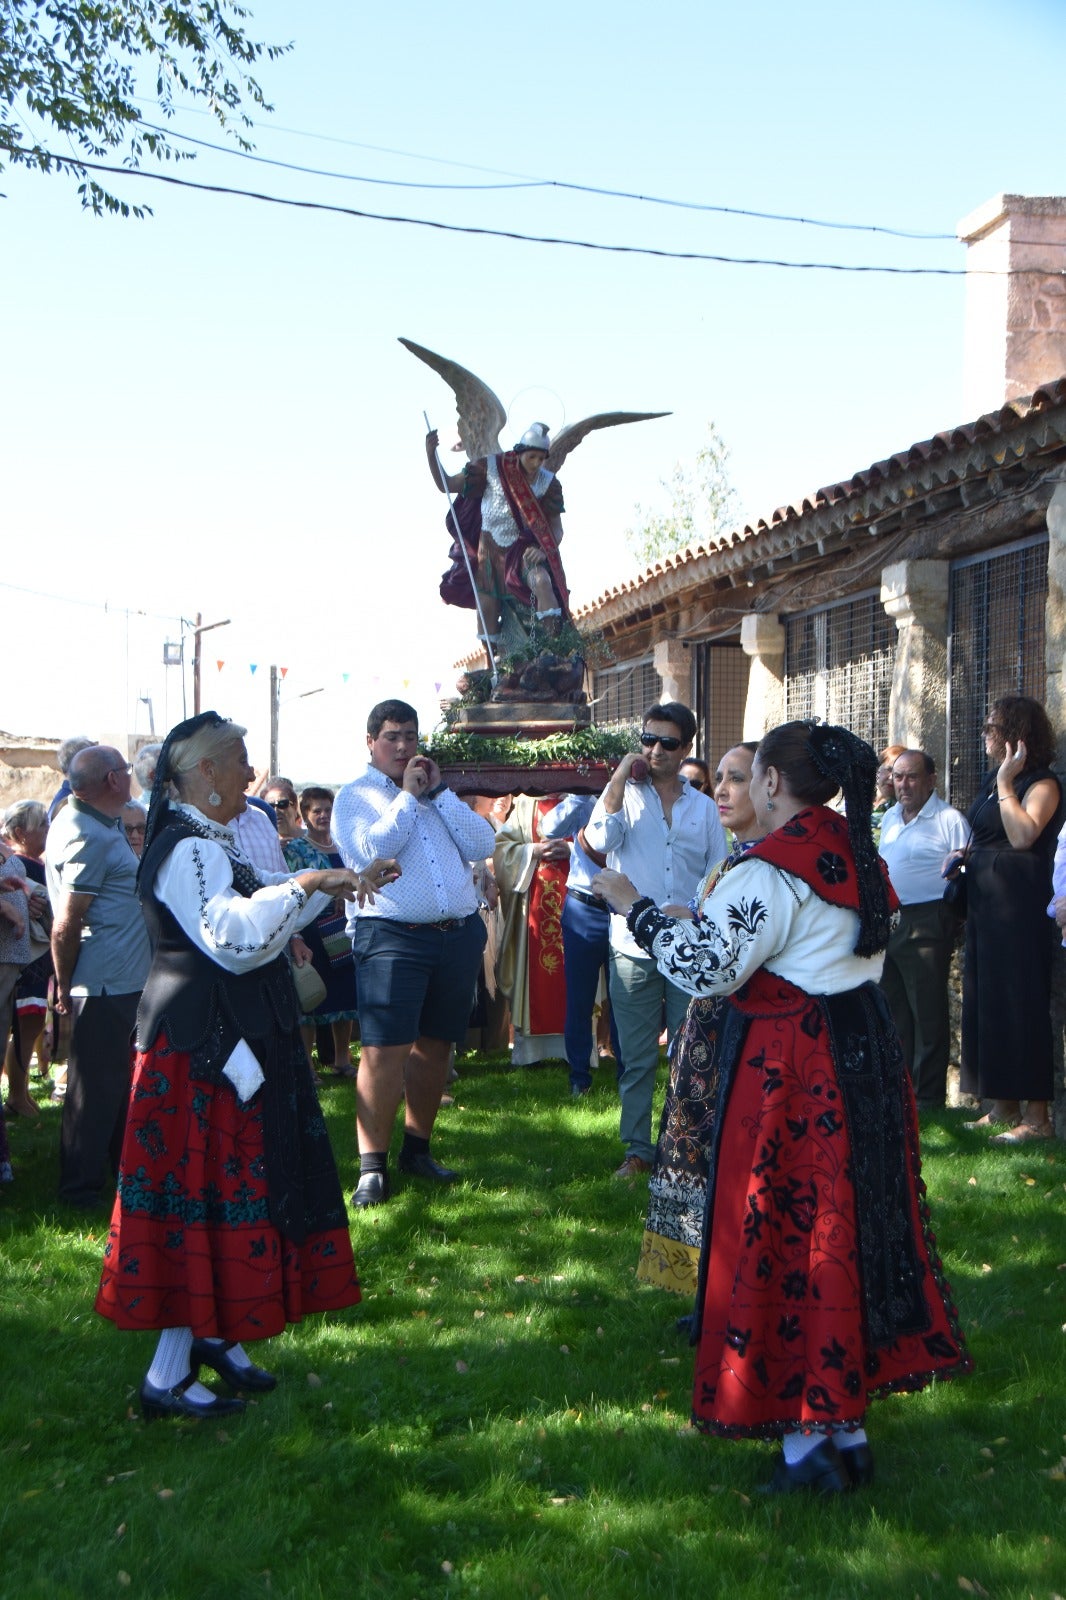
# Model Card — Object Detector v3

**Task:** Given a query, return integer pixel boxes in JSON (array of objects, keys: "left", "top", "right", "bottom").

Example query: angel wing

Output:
[
  {"left": 547, "top": 412, "right": 671, "bottom": 474},
  {"left": 399, "top": 338, "right": 507, "bottom": 461}
]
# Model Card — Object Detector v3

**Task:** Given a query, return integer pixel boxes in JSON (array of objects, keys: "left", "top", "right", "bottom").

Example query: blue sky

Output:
[{"left": 4, "top": 0, "right": 1065, "bottom": 778}]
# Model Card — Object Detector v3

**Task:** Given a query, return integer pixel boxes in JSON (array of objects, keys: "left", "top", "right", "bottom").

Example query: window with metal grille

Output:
[
  {"left": 947, "top": 535, "right": 1049, "bottom": 808},
  {"left": 783, "top": 591, "right": 896, "bottom": 748},
  {"left": 693, "top": 641, "right": 751, "bottom": 760},
  {"left": 591, "top": 657, "right": 661, "bottom": 728}
]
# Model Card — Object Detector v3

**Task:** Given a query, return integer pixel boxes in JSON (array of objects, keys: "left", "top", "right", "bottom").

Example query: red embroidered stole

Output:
[
  {"left": 526, "top": 797, "right": 568, "bottom": 1034},
  {"left": 497, "top": 452, "right": 570, "bottom": 615}
]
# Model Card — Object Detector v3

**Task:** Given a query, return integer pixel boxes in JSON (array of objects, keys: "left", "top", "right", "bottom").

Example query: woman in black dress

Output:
[{"left": 955, "top": 696, "right": 1061, "bottom": 1145}]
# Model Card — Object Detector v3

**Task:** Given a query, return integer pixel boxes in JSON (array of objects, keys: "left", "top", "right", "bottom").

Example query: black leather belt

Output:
[
  {"left": 567, "top": 886, "right": 606, "bottom": 909},
  {"left": 401, "top": 916, "right": 468, "bottom": 932}
]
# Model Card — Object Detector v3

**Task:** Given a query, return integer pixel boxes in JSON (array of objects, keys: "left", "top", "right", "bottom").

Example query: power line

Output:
[
  {"left": 0, "top": 576, "right": 184, "bottom": 624},
  {"left": 5, "top": 144, "right": 999, "bottom": 274},
  {"left": 9, "top": 139, "right": 1063, "bottom": 277},
  {"left": 139, "top": 119, "right": 954, "bottom": 240}
]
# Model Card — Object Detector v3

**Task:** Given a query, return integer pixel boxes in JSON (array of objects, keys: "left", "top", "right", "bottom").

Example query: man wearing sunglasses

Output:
[{"left": 584, "top": 703, "right": 726, "bottom": 1178}]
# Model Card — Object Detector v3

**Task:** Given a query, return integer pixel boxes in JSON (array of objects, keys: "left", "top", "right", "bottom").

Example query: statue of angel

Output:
[{"left": 401, "top": 338, "right": 667, "bottom": 662}]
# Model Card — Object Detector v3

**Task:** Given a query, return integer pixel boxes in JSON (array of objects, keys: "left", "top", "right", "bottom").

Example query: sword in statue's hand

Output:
[{"left": 424, "top": 411, "right": 498, "bottom": 687}]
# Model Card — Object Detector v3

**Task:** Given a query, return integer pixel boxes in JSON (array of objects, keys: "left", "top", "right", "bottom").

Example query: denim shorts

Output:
[{"left": 352, "top": 914, "right": 487, "bottom": 1047}]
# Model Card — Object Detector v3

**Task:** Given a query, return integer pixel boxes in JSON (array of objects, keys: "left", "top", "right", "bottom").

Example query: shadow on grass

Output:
[{"left": 1, "top": 1067, "right": 1063, "bottom": 1600}]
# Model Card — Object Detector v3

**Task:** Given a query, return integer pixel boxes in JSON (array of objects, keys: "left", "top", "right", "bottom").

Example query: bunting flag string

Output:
[{"left": 204, "top": 661, "right": 452, "bottom": 698}]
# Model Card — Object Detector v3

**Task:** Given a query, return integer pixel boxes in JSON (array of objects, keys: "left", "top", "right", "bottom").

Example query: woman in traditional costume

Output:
[
  {"left": 95, "top": 712, "right": 397, "bottom": 1421},
  {"left": 595, "top": 722, "right": 971, "bottom": 1496}
]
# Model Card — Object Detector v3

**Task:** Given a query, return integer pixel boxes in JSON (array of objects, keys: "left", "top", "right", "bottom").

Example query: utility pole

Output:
[
  {"left": 271, "top": 670, "right": 324, "bottom": 774},
  {"left": 190, "top": 613, "right": 231, "bottom": 715},
  {"left": 269, "top": 666, "right": 280, "bottom": 775}
]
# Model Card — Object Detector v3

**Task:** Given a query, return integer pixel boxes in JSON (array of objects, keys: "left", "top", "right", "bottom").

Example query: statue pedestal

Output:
[
  {"left": 438, "top": 757, "right": 609, "bottom": 799},
  {"left": 450, "top": 701, "right": 591, "bottom": 739}
]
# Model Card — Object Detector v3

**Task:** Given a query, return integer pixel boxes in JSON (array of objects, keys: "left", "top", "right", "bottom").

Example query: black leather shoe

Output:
[
  {"left": 570, "top": 1083, "right": 592, "bottom": 1097},
  {"left": 759, "top": 1438, "right": 850, "bottom": 1497},
  {"left": 192, "top": 1339, "right": 277, "bottom": 1394},
  {"left": 352, "top": 1170, "right": 390, "bottom": 1208},
  {"left": 397, "top": 1151, "right": 458, "bottom": 1183},
  {"left": 140, "top": 1373, "right": 246, "bottom": 1422},
  {"left": 839, "top": 1442, "right": 875, "bottom": 1487}
]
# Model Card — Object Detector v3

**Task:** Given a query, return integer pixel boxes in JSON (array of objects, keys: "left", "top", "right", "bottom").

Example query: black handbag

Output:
[
  {"left": 942, "top": 789, "right": 997, "bottom": 920},
  {"left": 942, "top": 868, "right": 967, "bottom": 918}
]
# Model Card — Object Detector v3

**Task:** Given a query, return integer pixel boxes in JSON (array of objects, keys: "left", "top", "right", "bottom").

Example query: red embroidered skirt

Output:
[
  {"left": 693, "top": 992, "right": 970, "bottom": 1438},
  {"left": 96, "top": 1038, "right": 360, "bottom": 1341}
]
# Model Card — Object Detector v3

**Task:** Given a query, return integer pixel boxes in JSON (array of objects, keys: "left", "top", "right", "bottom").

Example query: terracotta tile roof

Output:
[{"left": 576, "top": 378, "right": 1066, "bottom": 624}]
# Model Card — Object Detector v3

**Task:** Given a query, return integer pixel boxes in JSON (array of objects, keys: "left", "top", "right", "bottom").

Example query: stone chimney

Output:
[{"left": 958, "top": 193, "right": 1066, "bottom": 417}]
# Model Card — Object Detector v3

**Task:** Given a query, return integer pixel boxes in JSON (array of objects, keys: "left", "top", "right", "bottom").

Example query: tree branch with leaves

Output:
[
  {"left": 0, "top": 0, "right": 289, "bottom": 215},
  {"left": 625, "top": 421, "right": 739, "bottom": 568}
]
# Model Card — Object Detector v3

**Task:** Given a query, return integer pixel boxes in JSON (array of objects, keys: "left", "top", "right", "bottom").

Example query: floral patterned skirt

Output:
[
  {"left": 637, "top": 995, "right": 726, "bottom": 1297},
  {"left": 95, "top": 1036, "right": 360, "bottom": 1340},
  {"left": 693, "top": 980, "right": 971, "bottom": 1439}
]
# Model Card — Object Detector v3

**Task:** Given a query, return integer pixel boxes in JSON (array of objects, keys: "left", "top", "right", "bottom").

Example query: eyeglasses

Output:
[
  {"left": 107, "top": 763, "right": 131, "bottom": 776},
  {"left": 271, "top": 797, "right": 295, "bottom": 810},
  {"left": 982, "top": 721, "right": 1003, "bottom": 734},
  {"left": 640, "top": 733, "right": 683, "bottom": 752}
]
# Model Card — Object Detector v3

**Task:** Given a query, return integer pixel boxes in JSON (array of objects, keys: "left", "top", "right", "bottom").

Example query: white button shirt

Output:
[
  {"left": 878, "top": 792, "right": 969, "bottom": 905},
  {"left": 332, "top": 765, "right": 496, "bottom": 930},
  {"left": 584, "top": 777, "right": 726, "bottom": 958}
]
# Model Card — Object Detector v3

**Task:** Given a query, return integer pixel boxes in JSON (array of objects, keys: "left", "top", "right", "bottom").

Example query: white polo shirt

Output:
[{"left": 878, "top": 792, "right": 969, "bottom": 906}]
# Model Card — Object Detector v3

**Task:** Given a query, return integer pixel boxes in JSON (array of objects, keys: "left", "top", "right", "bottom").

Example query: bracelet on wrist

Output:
[{"left": 424, "top": 781, "right": 447, "bottom": 801}]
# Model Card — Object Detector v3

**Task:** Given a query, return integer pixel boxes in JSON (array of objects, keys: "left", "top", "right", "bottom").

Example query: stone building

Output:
[
  {"left": 579, "top": 194, "right": 1066, "bottom": 812},
  {"left": 574, "top": 194, "right": 1066, "bottom": 1124}
]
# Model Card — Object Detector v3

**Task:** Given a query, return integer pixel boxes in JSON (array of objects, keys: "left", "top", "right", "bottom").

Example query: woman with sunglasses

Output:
[
  {"left": 679, "top": 758, "right": 711, "bottom": 794},
  {"left": 594, "top": 722, "right": 970, "bottom": 1496}
]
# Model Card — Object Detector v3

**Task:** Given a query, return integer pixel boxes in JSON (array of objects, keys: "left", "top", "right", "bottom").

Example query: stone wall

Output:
[{"left": 0, "top": 737, "right": 59, "bottom": 810}]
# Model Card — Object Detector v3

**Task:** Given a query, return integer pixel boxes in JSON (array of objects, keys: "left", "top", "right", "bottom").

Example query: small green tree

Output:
[
  {"left": 0, "top": 1, "right": 288, "bottom": 215},
  {"left": 625, "top": 421, "right": 739, "bottom": 567}
]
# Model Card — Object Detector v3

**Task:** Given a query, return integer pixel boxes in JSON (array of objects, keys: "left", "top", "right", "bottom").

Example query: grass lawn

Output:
[{"left": 1, "top": 1053, "right": 1063, "bottom": 1600}]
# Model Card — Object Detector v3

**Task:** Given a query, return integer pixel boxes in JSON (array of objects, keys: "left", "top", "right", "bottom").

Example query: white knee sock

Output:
[
  {"left": 146, "top": 1327, "right": 194, "bottom": 1390},
  {"left": 145, "top": 1327, "right": 220, "bottom": 1403},
  {"left": 834, "top": 1426, "right": 868, "bottom": 1451},
  {"left": 198, "top": 1337, "right": 254, "bottom": 1371},
  {"left": 783, "top": 1430, "right": 831, "bottom": 1465}
]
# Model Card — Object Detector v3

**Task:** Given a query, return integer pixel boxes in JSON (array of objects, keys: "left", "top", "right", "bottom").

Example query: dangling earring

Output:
[
  {"left": 765, "top": 796, "right": 776, "bottom": 811},
  {"left": 208, "top": 790, "right": 222, "bottom": 807}
]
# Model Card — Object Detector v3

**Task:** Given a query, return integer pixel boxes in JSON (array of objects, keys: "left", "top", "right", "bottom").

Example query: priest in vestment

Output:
[{"left": 494, "top": 795, "right": 569, "bottom": 1065}]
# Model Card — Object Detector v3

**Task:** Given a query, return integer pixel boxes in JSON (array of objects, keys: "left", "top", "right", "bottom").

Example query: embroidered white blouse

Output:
[
  {"left": 635, "top": 857, "right": 885, "bottom": 1001},
  {"left": 150, "top": 805, "right": 331, "bottom": 1097}
]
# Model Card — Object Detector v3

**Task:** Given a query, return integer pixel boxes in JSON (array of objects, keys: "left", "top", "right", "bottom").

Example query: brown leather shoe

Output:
[{"left": 613, "top": 1155, "right": 651, "bottom": 1179}]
